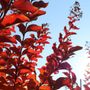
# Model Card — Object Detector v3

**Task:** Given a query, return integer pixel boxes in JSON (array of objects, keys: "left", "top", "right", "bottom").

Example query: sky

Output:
[{"left": 35, "top": 0, "right": 90, "bottom": 89}]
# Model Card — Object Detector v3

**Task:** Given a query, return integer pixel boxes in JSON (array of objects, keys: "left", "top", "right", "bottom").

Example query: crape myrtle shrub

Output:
[
  {"left": 84, "top": 63, "right": 90, "bottom": 90},
  {"left": 0, "top": 0, "right": 82, "bottom": 90}
]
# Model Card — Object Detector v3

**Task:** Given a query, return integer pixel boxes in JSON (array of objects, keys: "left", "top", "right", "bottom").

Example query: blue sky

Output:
[{"left": 35, "top": 0, "right": 90, "bottom": 89}]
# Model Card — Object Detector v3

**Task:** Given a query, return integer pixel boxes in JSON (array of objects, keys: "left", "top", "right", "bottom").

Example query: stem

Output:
[
  {"left": 0, "top": 10, "right": 4, "bottom": 18},
  {"left": 80, "top": 79, "right": 82, "bottom": 90},
  {"left": 13, "top": 23, "right": 28, "bottom": 89}
]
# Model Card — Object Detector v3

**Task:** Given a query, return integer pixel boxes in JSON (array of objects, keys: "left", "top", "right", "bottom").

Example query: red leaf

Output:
[
  {"left": 59, "top": 33, "right": 63, "bottom": 43},
  {"left": 60, "top": 62, "right": 72, "bottom": 70},
  {"left": 39, "top": 85, "right": 51, "bottom": 90},
  {"left": 27, "top": 24, "right": 42, "bottom": 32},
  {"left": 55, "top": 77, "right": 71, "bottom": 89},
  {"left": 64, "top": 71, "right": 76, "bottom": 84},
  {"left": 64, "top": 26, "right": 68, "bottom": 35},
  {"left": 0, "top": 72, "right": 6, "bottom": 78},
  {"left": 18, "top": 24, "right": 26, "bottom": 34},
  {"left": 69, "top": 46, "right": 82, "bottom": 53},
  {"left": 64, "top": 31, "right": 76, "bottom": 39},
  {"left": 36, "top": 39, "right": 49, "bottom": 45},
  {"left": 72, "top": 25, "right": 79, "bottom": 30},
  {"left": 20, "top": 69, "right": 30, "bottom": 74},
  {"left": 8, "top": 36, "right": 17, "bottom": 43},
  {"left": 35, "top": 10, "right": 46, "bottom": 16},
  {"left": 68, "top": 16, "right": 75, "bottom": 20},
  {"left": 33, "top": 1, "right": 48, "bottom": 8},
  {"left": 28, "top": 48, "right": 39, "bottom": 54},
  {"left": 22, "top": 38, "right": 35, "bottom": 47},
  {"left": 0, "top": 36, "right": 16, "bottom": 43},
  {"left": 12, "top": 0, "right": 38, "bottom": 13},
  {"left": 0, "top": 52, "right": 7, "bottom": 58},
  {"left": 35, "top": 45, "right": 44, "bottom": 53},
  {"left": 29, "top": 9, "right": 46, "bottom": 20},
  {"left": 69, "top": 20, "right": 79, "bottom": 30},
  {"left": 14, "top": 35, "right": 21, "bottom": 43},
  {"left": 63, "top": 72, "right": 70, "bottom": 77},
  {"left": 71, "top": 72, "right": 76, "bottom": 84},
  {"left": 52, "top": 43, "right": 58, "bottom": 53},
  {"left": 0, "top": 27, "right": 15, "bottom": 36},
  {"left": 0, "top": 59, "right": 6, "bottom": 66},
  {"left": 0, "top": 13, "right": 29, "bottom": 28},
  {"left": 16, "top": 78, "right": 23, "bottom": 84},
  {"left": 36, "top": 35, "right": 50, "bottom": 44}
]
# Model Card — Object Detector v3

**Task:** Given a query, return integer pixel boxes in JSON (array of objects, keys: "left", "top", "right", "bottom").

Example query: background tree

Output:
[
  {"left": 83, "top": 41, "right": 90, "bottom": 90},
  {"left": 84, "top": 63, "right": 90, "bottom": 90}
]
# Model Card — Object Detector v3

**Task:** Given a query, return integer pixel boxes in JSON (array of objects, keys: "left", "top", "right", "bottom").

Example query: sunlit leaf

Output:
[
  {"left": 0, "top": 14, "right": 29, "bottom": 28},
  {"left": 39, "top": 85, "right": 51, "bottom": 90},
  {"left": 19, "top": 69, "right": 30, "bottom": 74},
  {"left": 27, "top": 24, "right": 42, "bottom": 32},
  {"left": 12, "top": 0, "right": 38, "bottom": 13}
]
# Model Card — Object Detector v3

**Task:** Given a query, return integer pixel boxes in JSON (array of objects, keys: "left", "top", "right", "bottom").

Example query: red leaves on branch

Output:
[
  {"left": 0, "top": 0, "right": 50, "bottom": 89},
  {"left": 0, "top": 1, "right": 82, "bottom": 90},
  {"left": 38, "top": 5, "right": 82, "bottom": 89}
]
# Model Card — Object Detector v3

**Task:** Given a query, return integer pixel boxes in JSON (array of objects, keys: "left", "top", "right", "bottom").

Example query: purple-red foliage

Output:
[{"left": 0, "top": 0, "right": 82, "bottom": 90}]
